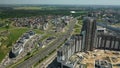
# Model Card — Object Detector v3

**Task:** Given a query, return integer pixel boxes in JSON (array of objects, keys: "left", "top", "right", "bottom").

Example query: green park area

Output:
[
  {"left": 14, "top": 7, "right": 42, "bottom": 10},
  {"left": 73, "top": 20, "right": 83, "bottom": 34},
  {"left": 0, "top": 28, "right": 28, "bottom": 62},
  {"left": 0, "top": 19, "right": 44, "bottom": 62}
]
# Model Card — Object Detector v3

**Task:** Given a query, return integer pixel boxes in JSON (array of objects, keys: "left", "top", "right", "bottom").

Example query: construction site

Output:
[{"left": 70, "top": 49, "right": 120, "bottom": 68}]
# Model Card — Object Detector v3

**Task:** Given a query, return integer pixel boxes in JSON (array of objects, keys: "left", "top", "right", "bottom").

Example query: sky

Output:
[{"left": 0, "top": 0, "right": 120, "bottom": 5}]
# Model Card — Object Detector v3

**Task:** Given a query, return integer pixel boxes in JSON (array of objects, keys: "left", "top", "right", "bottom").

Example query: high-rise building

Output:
[{"left": 81, "top": 17, "right": 97, "bottom": 51}]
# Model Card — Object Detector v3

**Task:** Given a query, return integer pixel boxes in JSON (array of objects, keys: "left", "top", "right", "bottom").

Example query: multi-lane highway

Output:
[{"left": 15, "top": 18, "right": 76, "bottom": 68}]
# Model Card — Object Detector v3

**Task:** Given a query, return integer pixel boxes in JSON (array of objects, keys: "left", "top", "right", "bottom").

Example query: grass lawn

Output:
[
  {"left": 0, "top": 27, "right": 29, "bottom": 62},
  {"left": 7, "top": 28, "right": 29, "bottom": 46},
  {"left": 78, "top": 20, "right": 83, "bottom": 25},
  {"left": 74, "top": 24, "right": 80, "bottom": 29},
  {"left": 0, "top": 27, "right": 45, "bottom": 62},
  {"left": 77, "top": 11, "right": 88, "bottom": 14},
  {"left": 7, "top": 27, "right": 45, "bottom": 48},
  {"left": 74, "top": 28, "right": 81, "bottom": 34},
  {"left": 73, "top": 20, "right": 83, "bottom": 34},
  {"left": 33, "top": 29, "right": 44, "bottom": 34},
  {"left": 14, "top": 7, "right": 42, "bottom": 10},
  {"left": 0, "top": 45, "right": 9, "bottom": 62},
  {"left": 0, "top": 18, "right": 45, "bottom": 63},
  {"left": 0, "top": 27, "right": 6, "bottom": 31},
  {"left": 39, "top": 34, "right": 52, "bottom": 42}
]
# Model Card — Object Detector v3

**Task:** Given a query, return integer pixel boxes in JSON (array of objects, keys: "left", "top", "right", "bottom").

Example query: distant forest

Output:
[{"left": 0, "top": 6, "right": 87, "bottom": 19}]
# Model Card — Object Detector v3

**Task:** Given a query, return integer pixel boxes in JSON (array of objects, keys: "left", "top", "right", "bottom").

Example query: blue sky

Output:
[{"left": 0, "top": 0, "right": 120, "bottom": 5}]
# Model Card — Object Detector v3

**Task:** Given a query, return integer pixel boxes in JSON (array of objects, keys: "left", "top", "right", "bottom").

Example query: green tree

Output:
[{"left": 5, "top": 21, "right": 10, "bottom": 30}]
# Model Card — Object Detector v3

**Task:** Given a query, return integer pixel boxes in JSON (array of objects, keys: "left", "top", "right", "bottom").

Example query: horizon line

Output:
[{"left": 0, "top": 4, "right": 120, "bottom": 6}]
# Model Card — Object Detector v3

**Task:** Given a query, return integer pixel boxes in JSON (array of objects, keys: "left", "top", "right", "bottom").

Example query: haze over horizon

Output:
[{"left": 0, "top": 0, "right": 120, "bottom": 5}]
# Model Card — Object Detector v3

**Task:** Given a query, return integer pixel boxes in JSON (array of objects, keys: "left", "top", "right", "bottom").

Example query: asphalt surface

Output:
[
  {"left": 38, "top": 52, "right": 57, "bottom": 68},
  {"left": 15, "top": 19, "right": 76, "bottom": 68}
]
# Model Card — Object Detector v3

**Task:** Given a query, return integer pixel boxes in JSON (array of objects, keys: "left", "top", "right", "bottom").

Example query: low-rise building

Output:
[{"left": 9, "top": 30, "right": 35, "bottom": 58}]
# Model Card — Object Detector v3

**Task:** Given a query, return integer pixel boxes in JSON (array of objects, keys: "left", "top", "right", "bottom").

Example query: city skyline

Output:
[{"left": 0, "top": 0, "right": 120, "bottom": 5}]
